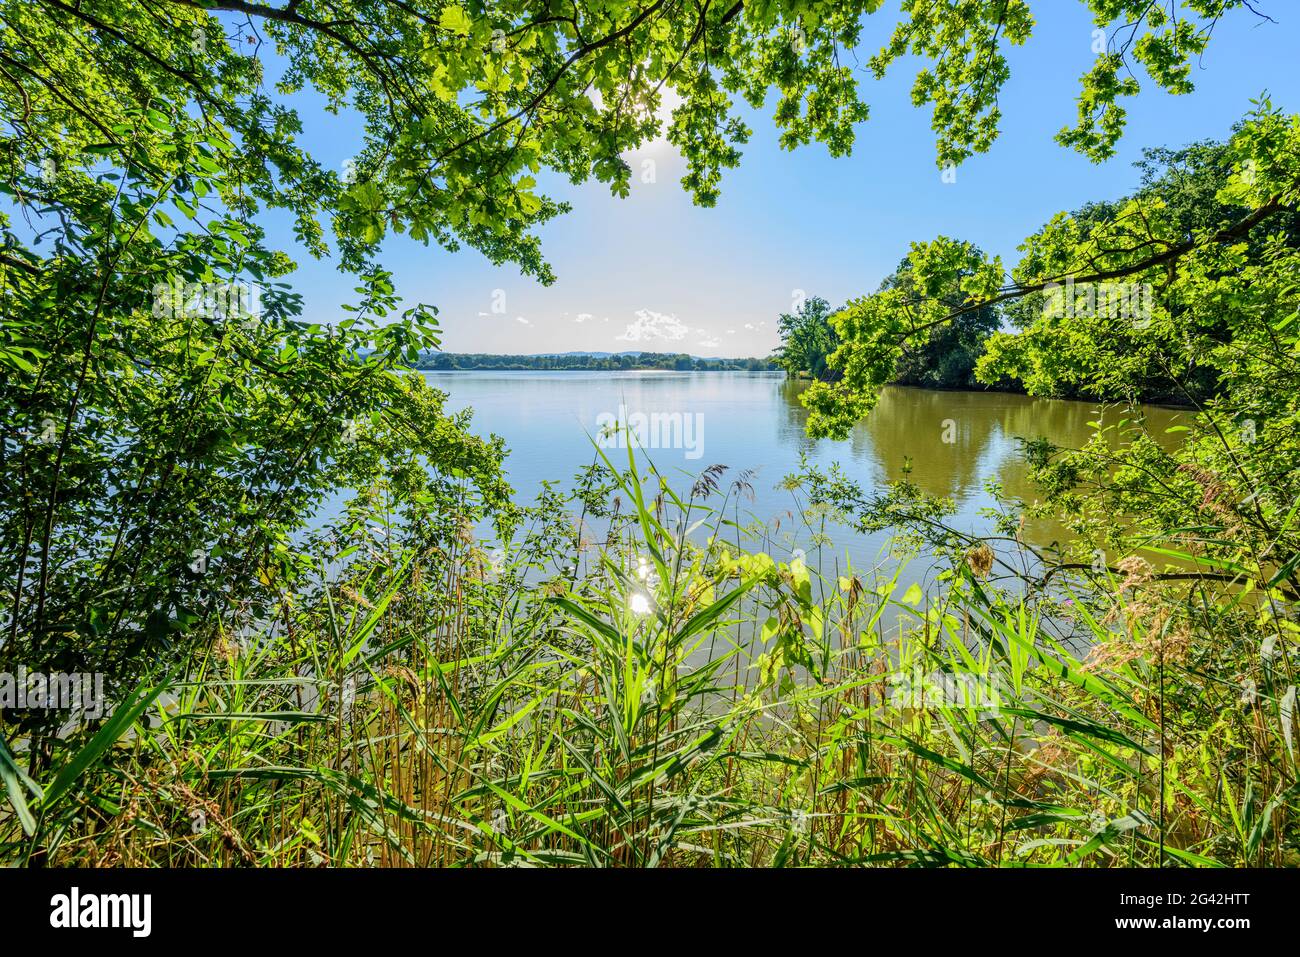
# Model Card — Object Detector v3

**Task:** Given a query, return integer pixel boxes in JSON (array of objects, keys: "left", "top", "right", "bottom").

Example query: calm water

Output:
[{"left": 425, "top": 370, "right": 1182, "bottom": 585}]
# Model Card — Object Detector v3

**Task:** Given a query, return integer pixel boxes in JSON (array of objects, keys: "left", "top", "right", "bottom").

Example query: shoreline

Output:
[{"left": 414, "top": 365, "right": 1199, "bottom": 410}]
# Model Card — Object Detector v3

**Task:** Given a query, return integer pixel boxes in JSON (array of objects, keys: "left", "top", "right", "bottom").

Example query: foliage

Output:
[
  {"left": 800, "top": 237, "right": 1005, "bottom": 433},
  {"left": 0, "top": 1, "right": 1259, "bottom": 279},
  {"left": 771, "top": 296, "right": 839, "bottom": 380},
  {"left": 0, "top": 113, "right": 513, "bottom": 743},
  {"left": 2, "top": 446, "right": 1295, "bottom": 867},
  {"left": 803, "top": 104, "right": 1300, "bottom": 431},
  {"left": 881, "top": 247, "right": 1002, "bottom": 389},
  {"left": 771, "top": 261, "right": 1001, "bottom": 390}
]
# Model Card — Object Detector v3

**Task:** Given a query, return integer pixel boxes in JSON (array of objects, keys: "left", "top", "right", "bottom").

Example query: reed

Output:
[{"left": 2, "top": 444, "right": 1295, "bottom": 867}]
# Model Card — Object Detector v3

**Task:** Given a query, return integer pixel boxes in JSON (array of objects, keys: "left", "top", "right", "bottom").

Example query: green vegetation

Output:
[
  {"left": 3, "top": 444, "right": 1297, "bottom": 866},
  {"left": 804, "top": 103, "right": 1300, "bottom": 612},
  {"left": 772, "top": 296, "right": 841, "bottom": 381},
  {"left": 777, "top": 130, "right": 1300, "bottom": 397},
  {"left": 2, "top": 1, "right": 1297, "bottom": 868},
  {"left": 416, "top": 352, "right": 774, "bottom": 371},
  {"left": 774, "top": 248, "right": 1004, "bottom": 390}
]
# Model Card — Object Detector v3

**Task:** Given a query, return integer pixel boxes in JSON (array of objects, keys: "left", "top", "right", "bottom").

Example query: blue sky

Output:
[{"left": 266, "top": 3, "right": 1300, "bottom": 357}]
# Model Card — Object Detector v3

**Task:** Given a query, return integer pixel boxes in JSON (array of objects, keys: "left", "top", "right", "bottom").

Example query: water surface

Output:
[{"left": 425, "top": 370, "right": 1182, "bottom": 585}]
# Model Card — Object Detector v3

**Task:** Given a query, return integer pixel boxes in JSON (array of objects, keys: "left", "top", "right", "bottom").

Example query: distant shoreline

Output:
[
  {"left": 413, "top": 351, "right": 777, "bottom": 372},
  {"left": 409, "top": 359, "right": 1197, "bottom": 407}
]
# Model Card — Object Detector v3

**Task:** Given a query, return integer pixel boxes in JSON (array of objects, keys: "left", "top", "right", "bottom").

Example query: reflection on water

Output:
[
  {"left": 778, "top": 379, "right": 1183, "bottom": 549},
  {"left": 425, "top": 370, "right": 1183, "bottom": 574}
]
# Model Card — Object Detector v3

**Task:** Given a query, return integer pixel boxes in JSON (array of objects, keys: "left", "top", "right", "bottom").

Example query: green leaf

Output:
[
  {"left": 438, "top": 5, "right": 472, "bottom": 36},
  {"left": 0, "top": 733, "right": 42, "bottom": 835},
  {"left": 42, "top": 676, "right": 169, "bottom": 811}
]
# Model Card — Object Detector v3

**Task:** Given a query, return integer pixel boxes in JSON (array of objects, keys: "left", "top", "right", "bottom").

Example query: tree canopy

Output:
[{"left": 1, "top": 1, "right": 1258, "bottom": 280}]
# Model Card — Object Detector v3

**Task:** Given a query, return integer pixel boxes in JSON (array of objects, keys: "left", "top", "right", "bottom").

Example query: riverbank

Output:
[{"left": 788, "top": 371, "right": 1200, "bottom": 410}]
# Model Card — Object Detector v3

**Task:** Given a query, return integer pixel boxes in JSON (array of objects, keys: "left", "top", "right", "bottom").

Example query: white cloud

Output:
[
  {"left": 616, "top": 309, "right": 689, "bottom": 343},
  {"left": 573, "top": 312, "right": 594, "bottom": 324},
  {"left": 726, "top": 329, "right": 736, "bottom": 335},
  {"left": 696, "top": 337, "right": 721, "bottom": 348},
  {"left": 514, "top": 315, "right": 532, "bottom": 325}
]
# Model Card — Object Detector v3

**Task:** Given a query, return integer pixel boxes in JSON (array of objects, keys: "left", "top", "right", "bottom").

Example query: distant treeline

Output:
[{"left": 415, "top": 352, "right": 777, "bottom": 371}]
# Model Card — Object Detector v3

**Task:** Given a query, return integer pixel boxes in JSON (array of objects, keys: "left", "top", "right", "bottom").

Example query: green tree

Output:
[
  {"left": 879, "top": 246, "right": 1002, "bottom": 389},
  {"left": 773, "top": 295, "right": 839, "bottom": 379},
  {"left": 998, "top": 134, "right": 1300, "bottom": 401}
]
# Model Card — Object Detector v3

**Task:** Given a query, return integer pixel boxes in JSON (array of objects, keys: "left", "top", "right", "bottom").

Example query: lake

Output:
[{"left": 425, "top": 370, "right": 1183, "bottom": 588}]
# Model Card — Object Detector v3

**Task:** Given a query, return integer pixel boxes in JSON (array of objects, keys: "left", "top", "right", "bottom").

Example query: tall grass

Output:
[{"left": 2, "top": 444, "right": 1296, "bottom": 866}]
